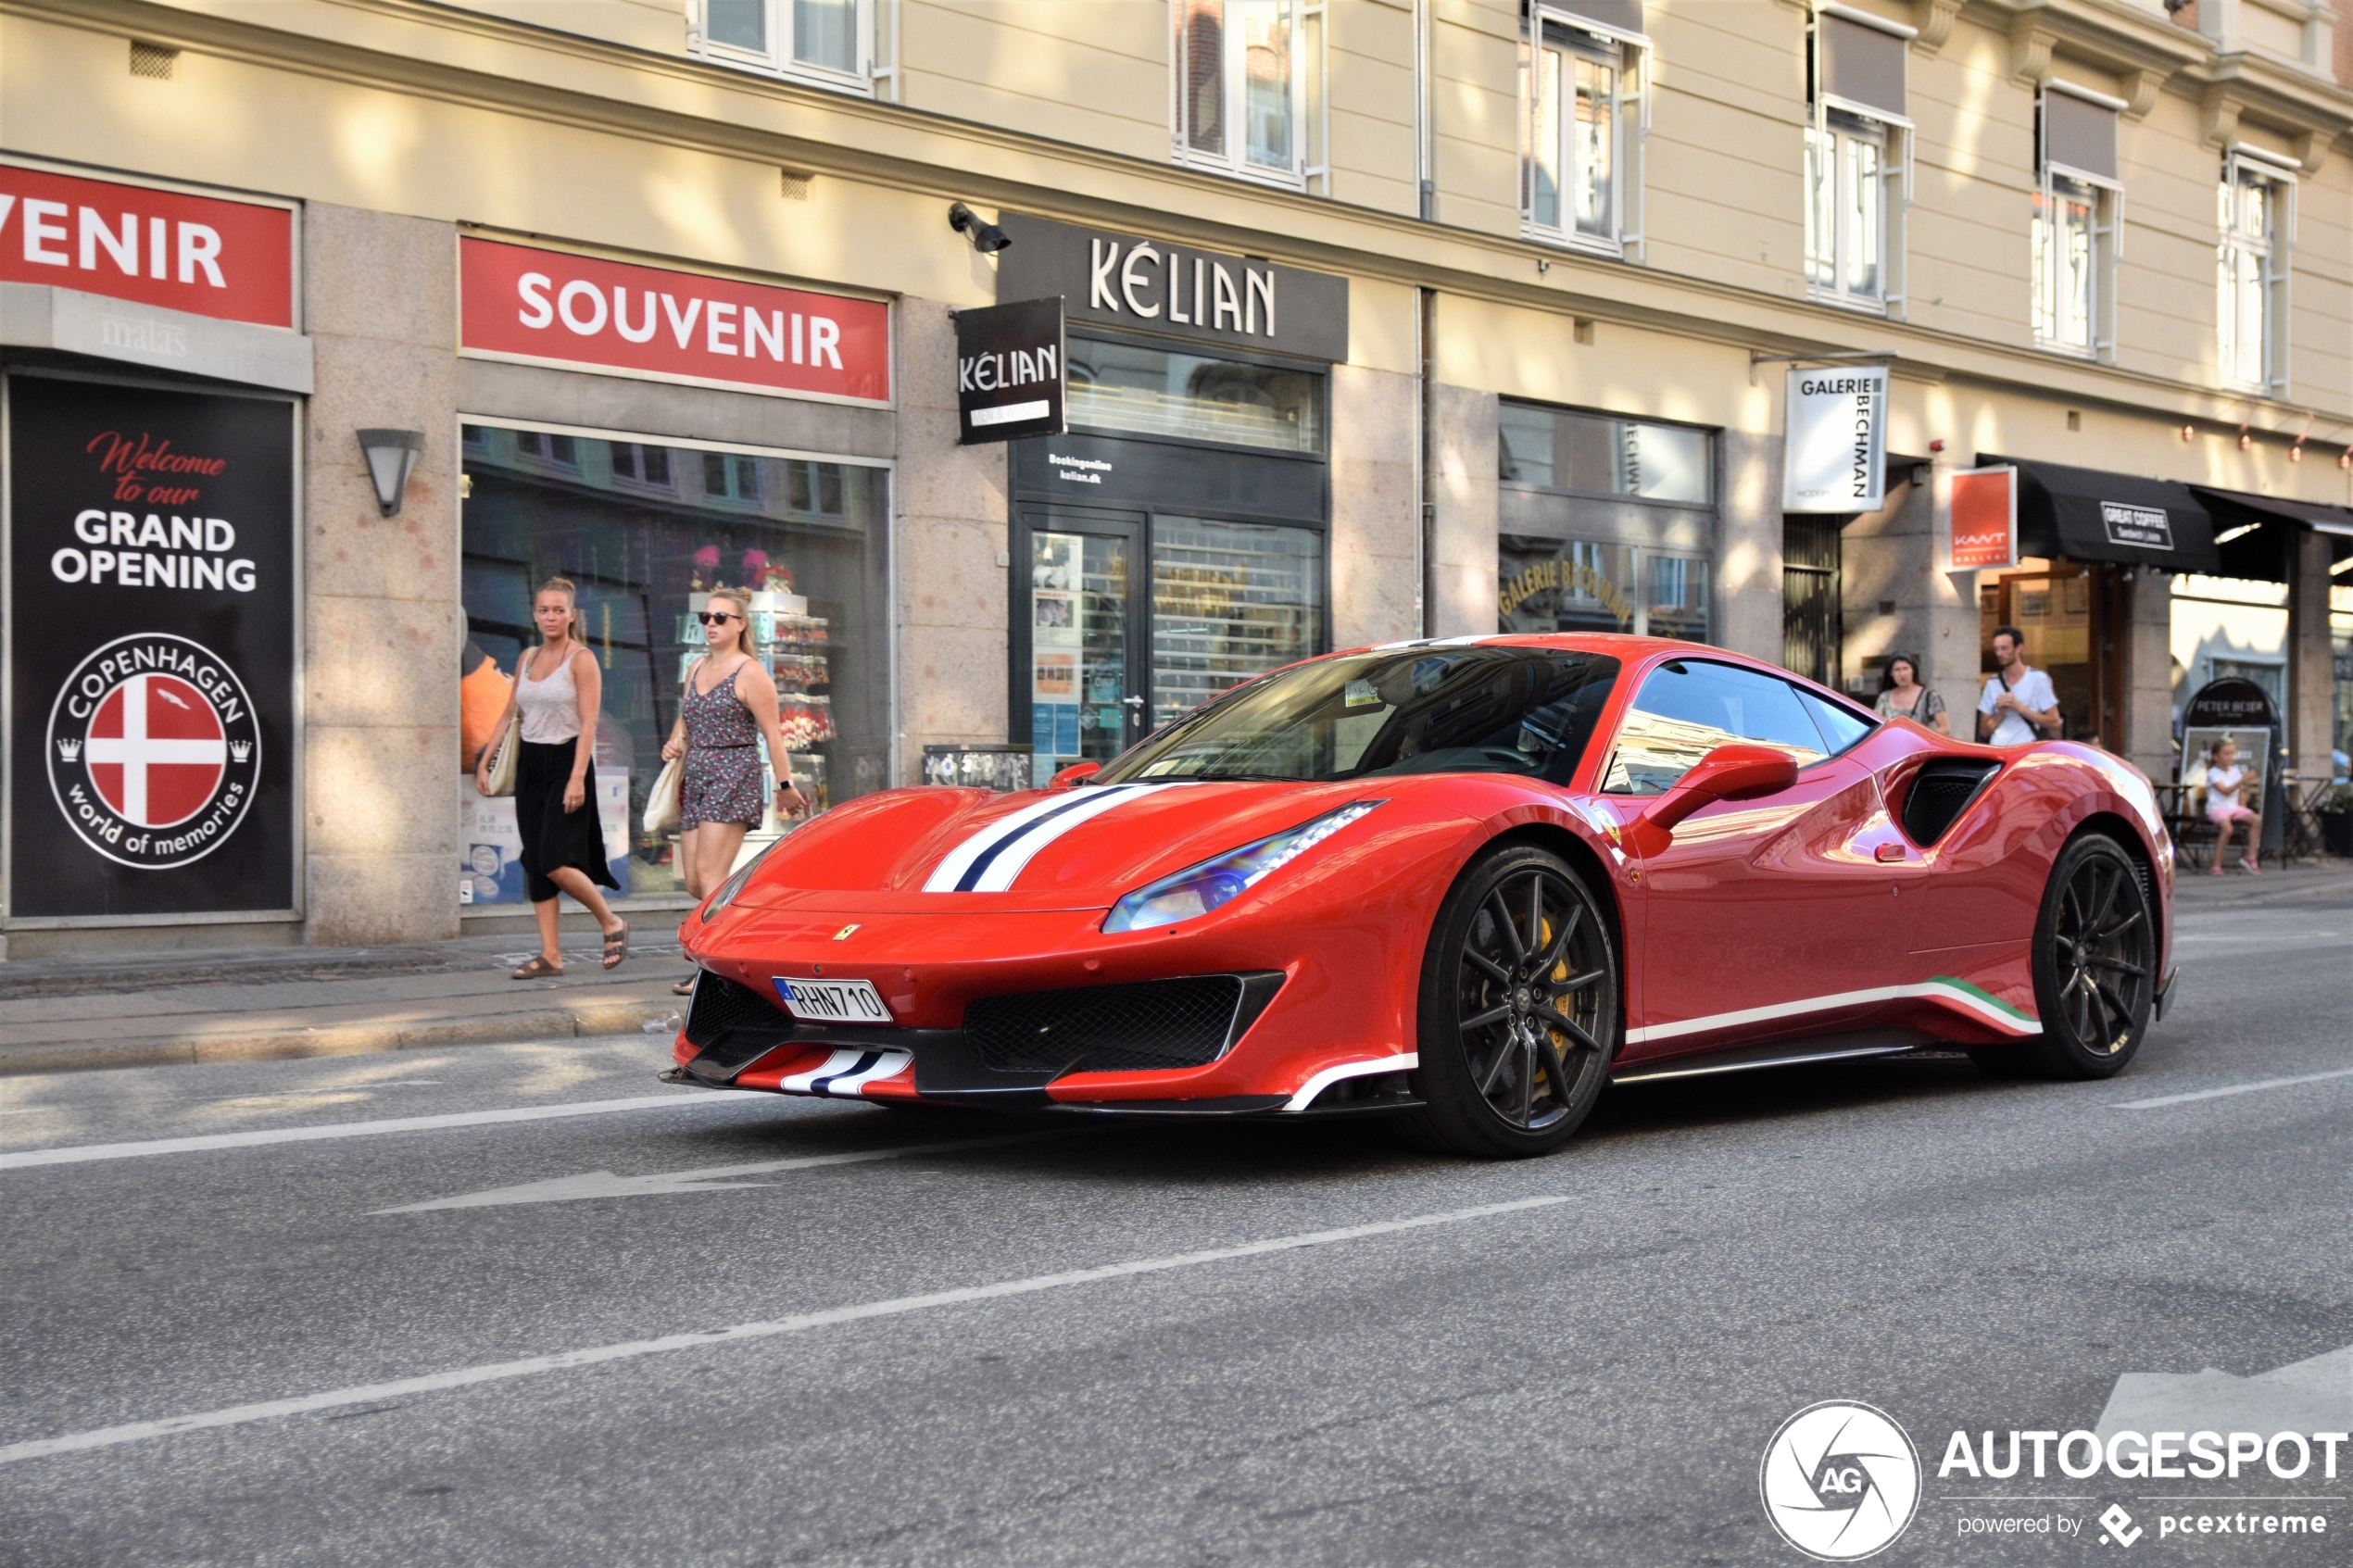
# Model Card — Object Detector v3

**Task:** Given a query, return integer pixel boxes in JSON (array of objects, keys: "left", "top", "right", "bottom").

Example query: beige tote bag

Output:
[{"left": 644, "top": 754, "right": 684, "bottom": 833}]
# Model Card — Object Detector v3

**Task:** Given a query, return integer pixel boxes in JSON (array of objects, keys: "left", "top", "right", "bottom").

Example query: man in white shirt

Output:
[{"left": 1977, "top": 625, "right": 2062, "bottom": 746}]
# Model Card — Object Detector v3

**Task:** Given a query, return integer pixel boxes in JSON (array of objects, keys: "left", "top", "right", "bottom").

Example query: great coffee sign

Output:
[
  {"left": 459, "top": 236, "right": 890, "bottom": 406},
  {"left": 993, "top": 212, "right": 1350, "bottom": 362},
  {"left": 7, "top": 377, "right": 296, "bottom": 918},
  {"left": 0, "top": 161, "right": 295, "bottom": 328}
]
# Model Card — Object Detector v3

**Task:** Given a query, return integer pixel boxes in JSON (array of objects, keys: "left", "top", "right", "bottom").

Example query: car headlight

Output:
[
  {"left": 700, "top": 837, "right": 784, "bottom": 922},
  {"left": 1102, "top": 800, "right": 1384, "bottom": 934}
]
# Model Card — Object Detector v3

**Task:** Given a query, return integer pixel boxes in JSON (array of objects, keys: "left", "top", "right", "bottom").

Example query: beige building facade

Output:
[{"left": 2, "top": 0, "right": 2349, "bottom": 956}]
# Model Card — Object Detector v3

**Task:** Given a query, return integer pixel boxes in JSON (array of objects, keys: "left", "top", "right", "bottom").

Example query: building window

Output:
[
  {"left": 1520, "top": 8, "right": 1642, "bottom": 255},
  {"left": 2220, "top": 156, "right": 2292, "bottom": 395},
  {"left": 1806, "top": 113, "right": 1887, "bottom": 307},
  {"left": 1066, "top": 337, "right": 1323, "bottom": 454},
  {"left": 1173, "top": 1, "right": 1323, "bottom": 189},
  {"left": 459, "top": 423, "right": 890, "bottom": 905},
  {"left": 2033, "top": 84, "right": 2121, "bottom": 359},
  {"left": 694, "top": 0, "right": 871, "bottom": 91}
]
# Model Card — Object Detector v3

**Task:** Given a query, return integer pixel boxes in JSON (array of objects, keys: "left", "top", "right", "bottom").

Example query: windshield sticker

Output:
[{"left": 1344, "top": 679, "right": 1381, "bottom": 709}]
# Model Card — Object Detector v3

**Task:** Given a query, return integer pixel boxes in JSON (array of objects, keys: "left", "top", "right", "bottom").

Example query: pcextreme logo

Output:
[{"left": 1761, "top": 1400, "right": 1922, "bottom": 1561}]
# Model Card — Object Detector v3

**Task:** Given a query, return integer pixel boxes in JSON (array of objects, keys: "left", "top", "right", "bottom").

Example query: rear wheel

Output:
[
  {"left": 1404, "top": 844, "right": 1619, "bottom": 1159},
  {"left": 1971, "top": 834, "right": 2154, "bottom": 1080}
]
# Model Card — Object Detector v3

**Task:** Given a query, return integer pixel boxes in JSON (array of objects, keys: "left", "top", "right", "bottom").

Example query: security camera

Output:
[{"left": 948, "top": 202, "right": 1013, "bottom": 255}]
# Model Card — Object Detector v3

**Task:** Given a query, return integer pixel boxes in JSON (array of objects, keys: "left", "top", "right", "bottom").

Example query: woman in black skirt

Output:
[{"left": 474, "top": 577, "right": 629, "bottom": 977}]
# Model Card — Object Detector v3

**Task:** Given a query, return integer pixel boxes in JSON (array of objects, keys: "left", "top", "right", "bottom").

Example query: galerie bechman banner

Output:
[{"left": 7, "top": 376, "right": 296, "bottom": 919}]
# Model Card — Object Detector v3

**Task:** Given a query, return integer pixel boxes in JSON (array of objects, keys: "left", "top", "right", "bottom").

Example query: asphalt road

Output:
[{"left": 3, "top": 884, "right": 2348, "bottom": 1567}]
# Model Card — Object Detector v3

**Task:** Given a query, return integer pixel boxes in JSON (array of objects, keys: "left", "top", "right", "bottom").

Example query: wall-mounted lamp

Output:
[
  {"left": 947, "top": 202, "right": 1013, "bottom": 255},
  {"left": 2291, "top": 440, "right": 2304, "bottom": 462},
  {"left": 357, "top": 429, "right": 424, "bottom": 518},
  {"left": 2340, "top": 448, "right": 2351, "bottom": 470},
  {"left": 2180, "top": 424, "right": 2195, "bottom": 442},
  {"left": 2237, "top": 424, "right": 2253, "bottom": 451}
]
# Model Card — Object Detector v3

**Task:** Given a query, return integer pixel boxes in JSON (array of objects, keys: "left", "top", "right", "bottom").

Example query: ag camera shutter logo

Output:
[{"left": 1760, "top": 1400, "right": 1921, "bottom": 1560}]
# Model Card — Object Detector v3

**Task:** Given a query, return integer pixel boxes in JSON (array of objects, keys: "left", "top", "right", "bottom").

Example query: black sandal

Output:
[
  {"left": 511, "top": 956, "right": 562, "bottom": 980},
  {"left": 601, "top": 921, "right": 630, "bottom": 970}
]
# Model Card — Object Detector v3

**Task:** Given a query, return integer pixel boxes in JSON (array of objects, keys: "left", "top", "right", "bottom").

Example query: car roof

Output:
[{"left": 1327, "top": 633, "right": 1877, "bottom": 717}]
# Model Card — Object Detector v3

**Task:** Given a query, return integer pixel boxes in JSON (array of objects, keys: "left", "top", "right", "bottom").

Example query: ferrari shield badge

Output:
[{"left": 46, "top": 633, "right": 261, "bottom": 871}]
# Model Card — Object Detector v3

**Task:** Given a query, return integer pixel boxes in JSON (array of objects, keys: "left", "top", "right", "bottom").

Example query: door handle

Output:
[{"left": 1122, "top": 696, "right": 1145, "bottom": 708}]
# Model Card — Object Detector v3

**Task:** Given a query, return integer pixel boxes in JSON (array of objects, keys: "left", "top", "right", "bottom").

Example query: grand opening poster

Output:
[{"left": 7, "top": 375, "right": 296, "bottom": 919}]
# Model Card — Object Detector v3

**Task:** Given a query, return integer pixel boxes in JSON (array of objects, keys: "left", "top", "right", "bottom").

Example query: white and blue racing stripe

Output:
[
  {"left": 921, "top": 783, "right": 1190, "bottom": 894},
  {"left": 781, "top": 1048, "right": 912, "bottom": 1097}
]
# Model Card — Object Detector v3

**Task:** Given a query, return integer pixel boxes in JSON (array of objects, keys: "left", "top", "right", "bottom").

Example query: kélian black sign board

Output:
[
  {"left": 955, "top": 296, "right": 1066, "bottom": 445},
  {"left": 7, "top": 375, "right": 297, "bottom": 920},
  {"left": 994, "top": 212, "right": 1350, "bottom": 363}
]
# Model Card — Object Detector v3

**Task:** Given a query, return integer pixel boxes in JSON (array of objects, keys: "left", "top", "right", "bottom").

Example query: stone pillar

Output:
[
  {"left": 1838, "top": 474, "right": 1933, "bottom": 701},
  {"left": 2125, "top": 567, "right": 2176, "bottom": 784},
  {"left": 893, "top": 296, "right": 1010, "bottom": 781},
  {"left": 1718, "top": 428, "right": 1784, "bottom": 664},
  {"left": 301, "top": 205, "right": 461, "bottom": 946},
  {"left": 1428, "top": 383, "right": 1498, "bottom": 638},
  {"left": 2286, "top": 526, "right": 2334, "bottom": 780},
  {"left": 1328, "top": 365, "right": 1419, "bottom": 648}
]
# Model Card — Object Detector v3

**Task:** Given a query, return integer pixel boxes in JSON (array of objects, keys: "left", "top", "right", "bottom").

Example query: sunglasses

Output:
[{"left": 695, "top": 611, "right": 741, "bottom": 625}]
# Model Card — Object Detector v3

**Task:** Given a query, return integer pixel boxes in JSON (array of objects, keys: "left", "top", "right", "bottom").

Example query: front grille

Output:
[
  {"left": 1901, "top": 759, "right": 1999, "bottom": 847},
  {"left": 965, "top": 976, "right": 1246, "bottom": 1075},
  {"left": 682, "top": 971, "right": 797, "bottom": 1080}
]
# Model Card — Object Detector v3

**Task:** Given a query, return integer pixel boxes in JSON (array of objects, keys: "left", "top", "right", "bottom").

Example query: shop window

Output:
[
  {"left": 693, "top": 0, "right": 873, "bottom": 92},
  {"left": 1066, "top": 337, "right": 1322, "bottom": 454},
  {"left": 459, "top": 423, "right": 889, "bottom": 907},
  {"left": 1648, "top": 554, "right": 1709, "bottom": 643},
  {"left": 1173, "top": 1, "right": 1327, "bottom": 192},
  {"left": 2032, "top": 85, "right": 2121, "bottom": 360},
  {"left": 1498, "top": 403, "right": 1709, "bottom": 504},
  {"left": 1150, "top": 516, "right": 1323, "bottom": 730},
  {"left": 1521, "top": 7, "right": 1644, "bottom": 257},
  {"left": 2219, "top": 154, "right": 2293, "bottom": 395}
]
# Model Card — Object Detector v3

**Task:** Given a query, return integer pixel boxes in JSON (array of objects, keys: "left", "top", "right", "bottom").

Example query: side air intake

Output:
[{"left": 1900, "top": 759, "right": 2000, "bottom": 847}]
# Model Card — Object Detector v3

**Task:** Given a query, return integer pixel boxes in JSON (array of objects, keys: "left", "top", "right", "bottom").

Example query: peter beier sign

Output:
[{"left": 7, "top": 376, "right": 296, "bottom": 919}]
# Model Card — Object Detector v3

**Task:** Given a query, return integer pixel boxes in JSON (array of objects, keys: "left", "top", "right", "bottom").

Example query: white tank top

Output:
[{"left": 517, "top": 646, "right": 584, "bottom": 743}]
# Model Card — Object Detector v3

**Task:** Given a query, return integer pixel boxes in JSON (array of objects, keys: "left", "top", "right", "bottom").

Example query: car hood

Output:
[{"left": 727, "top": 778, "right": 1403, "bottom": 913}]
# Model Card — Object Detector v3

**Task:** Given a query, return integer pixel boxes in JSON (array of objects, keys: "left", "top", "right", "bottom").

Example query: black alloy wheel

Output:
[
  {"left": 1406, "top": 844, "right": 1619, "bottom": 1159},
  {"left": 1976, "top": 833, "right": 2156, "bottom": 1080}
]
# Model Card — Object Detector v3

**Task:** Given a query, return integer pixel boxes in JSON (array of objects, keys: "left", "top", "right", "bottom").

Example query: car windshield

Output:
[{"left": 1096, "top": 646, "right": 1622, "bottom": 786}]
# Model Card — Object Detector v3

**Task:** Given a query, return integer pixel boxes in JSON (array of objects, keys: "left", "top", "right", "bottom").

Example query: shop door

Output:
[{"left": 1015, "top": 506, "right": 1146, "bottom": 777}]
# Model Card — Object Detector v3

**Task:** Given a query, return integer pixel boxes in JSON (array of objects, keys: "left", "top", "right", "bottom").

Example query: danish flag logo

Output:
[{"left": 46, "top": 633, "right": 262, "bottom": 871}]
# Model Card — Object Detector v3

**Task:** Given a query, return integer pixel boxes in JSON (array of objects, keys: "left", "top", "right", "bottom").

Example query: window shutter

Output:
[
  {"left": 1554, "top": 1, "right": 1642, "bottom": 35},
  {"left": 1819, "top": 14, "right": 1905, "bottom": 119},
  {"left": 2042, "top": 89, "right": 2118, "bottom": 182}
]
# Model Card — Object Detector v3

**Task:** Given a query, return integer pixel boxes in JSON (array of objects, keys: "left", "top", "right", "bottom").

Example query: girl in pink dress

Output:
[{"left": 2203, "top": 737, "right": 2261, "bottom": 875}]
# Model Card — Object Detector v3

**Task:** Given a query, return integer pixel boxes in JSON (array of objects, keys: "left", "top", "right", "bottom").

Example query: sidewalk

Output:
[
  {"left": 0, "top": 921, "right": 693, "bottom": 1078},
  {"left": 2171, "top": 855, "right": 2353, "bottom": 909}
]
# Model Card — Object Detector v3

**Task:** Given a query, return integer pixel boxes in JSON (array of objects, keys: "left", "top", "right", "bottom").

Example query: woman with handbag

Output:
[
  {"left": 474, "top": 577, "right": 631, "bottom": 978},
  {"left": 660, "top": 586, "right": 810, "bottom": 995}
]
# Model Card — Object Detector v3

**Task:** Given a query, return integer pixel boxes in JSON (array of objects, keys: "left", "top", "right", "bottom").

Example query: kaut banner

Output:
[
  {"left": 6, "top": 376, "right": 296, "bottom": 919},
  {"left": 458, "top": 236, "right": 891, "bottom": 407}
]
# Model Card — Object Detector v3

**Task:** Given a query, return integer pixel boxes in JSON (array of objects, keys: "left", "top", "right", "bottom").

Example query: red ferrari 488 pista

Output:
[{"left": 671, "top": 634, "right": 2175, "bottom": 1158}]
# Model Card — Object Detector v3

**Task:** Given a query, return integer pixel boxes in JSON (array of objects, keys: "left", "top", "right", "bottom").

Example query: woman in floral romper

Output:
[{"left": 662, "top": 586, "right": 808, "bottom": 993}]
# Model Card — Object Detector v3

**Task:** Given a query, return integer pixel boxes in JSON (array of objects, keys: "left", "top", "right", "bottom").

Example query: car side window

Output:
[
  {"left": 1794, "top": 686, "right": 1876, "bottom": 756},
  {"left": 1602, "top": 660, "right": 1827, "bottom": 796}
]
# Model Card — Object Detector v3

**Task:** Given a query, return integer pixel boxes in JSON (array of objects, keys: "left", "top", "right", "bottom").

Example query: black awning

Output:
[
  {"left": 2188, "top": 485, "right": 2353, "bottom": 582},
  {"left": 1982, "top": 454, "right": 2220, "bottom": 574}
]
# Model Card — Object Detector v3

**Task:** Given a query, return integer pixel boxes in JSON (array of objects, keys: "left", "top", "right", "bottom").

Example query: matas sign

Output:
[
  {"left": 459, "top": 237, "right": 889, "bottom": 406},
  {"left": 0, "top": 162, "right": 294, "bottom": 329}
]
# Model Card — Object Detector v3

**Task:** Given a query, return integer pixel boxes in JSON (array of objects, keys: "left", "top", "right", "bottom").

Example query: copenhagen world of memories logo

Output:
[
  {"left": 1761, "top": 1400, "right": 1923, "bottom": 1561},
  {"left": 46, "top": 633, "right": 261, "bottom": 871}
]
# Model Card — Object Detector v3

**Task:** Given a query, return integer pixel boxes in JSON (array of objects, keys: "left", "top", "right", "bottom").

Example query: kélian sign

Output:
[
  {"left": 1783, "top": 364, "right": 1889, "bottom": 513},
  {"left": 954, "top": 297, "right": 1065, "bottom": 445}
]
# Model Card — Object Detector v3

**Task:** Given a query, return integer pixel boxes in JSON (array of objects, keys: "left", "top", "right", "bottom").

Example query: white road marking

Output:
[
  {"left": 0, "top": 1093, "right": 756, "bottom": 1172},
  {"left": 2112, "top": 1065, "right": 2353, "bottom": 1110},
  {"left": 371, "top": 1134, "right": 1045, "bottom": 1213},
  {"left": 0, "top": 1192, "right": 1572, "bottom": 1467},
  {"left": 2094, "top": 1342, "right": 2353, "bottom": 1439}
]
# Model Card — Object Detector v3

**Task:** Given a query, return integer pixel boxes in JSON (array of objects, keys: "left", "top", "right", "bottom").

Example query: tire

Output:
[
  {"left": 1403, "top": 844, "right": 1620, "bottom": 1159},
  {"left": 1975, "top": 833, "right": 2155, "bottom": 1080}
]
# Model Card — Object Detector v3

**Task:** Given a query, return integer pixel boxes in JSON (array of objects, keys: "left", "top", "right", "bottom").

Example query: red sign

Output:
[
  {"left": 0, "top": 163, "right": 294, "bottom": 329},
  {"left": 88, "top": 671, "right": 230, "bottom": 829},
  {"left": 1950, "top": 466, "right": 2018, "bottom": 571},
  {"left": 459, "top": 237, "right": 890, "bottom": 406}
]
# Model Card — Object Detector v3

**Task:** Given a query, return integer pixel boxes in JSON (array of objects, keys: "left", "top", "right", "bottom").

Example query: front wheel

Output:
[
  {"left": 1403, "top": 844, "right": 1620, "bottom": 1159},
  {"left": 1975, "top": 833, "right": 2155, "bottom": 1080}
]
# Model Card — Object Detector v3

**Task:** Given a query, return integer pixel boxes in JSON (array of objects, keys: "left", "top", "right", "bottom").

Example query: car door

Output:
[{"left": 1602, "top": 659, "right": 1920, "bottom": 1063}]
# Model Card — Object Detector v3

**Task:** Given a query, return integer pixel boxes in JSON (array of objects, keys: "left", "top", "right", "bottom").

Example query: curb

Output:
[{"left": 0, "top": 997, "right": 684, "bottom": 1078}]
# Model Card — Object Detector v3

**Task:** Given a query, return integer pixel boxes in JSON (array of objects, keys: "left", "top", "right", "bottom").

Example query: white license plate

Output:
[{"left": 775, "top": 976, "right": 893, "bottom": 1024}]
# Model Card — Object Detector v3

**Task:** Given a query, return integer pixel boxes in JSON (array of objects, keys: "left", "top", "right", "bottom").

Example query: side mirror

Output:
[
  {"left": 1623, "top": 744, "right": 1799, "bottom": 856},
  {"left": 1049, "top": 761, "right": 1101, "bottom": 788}
]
